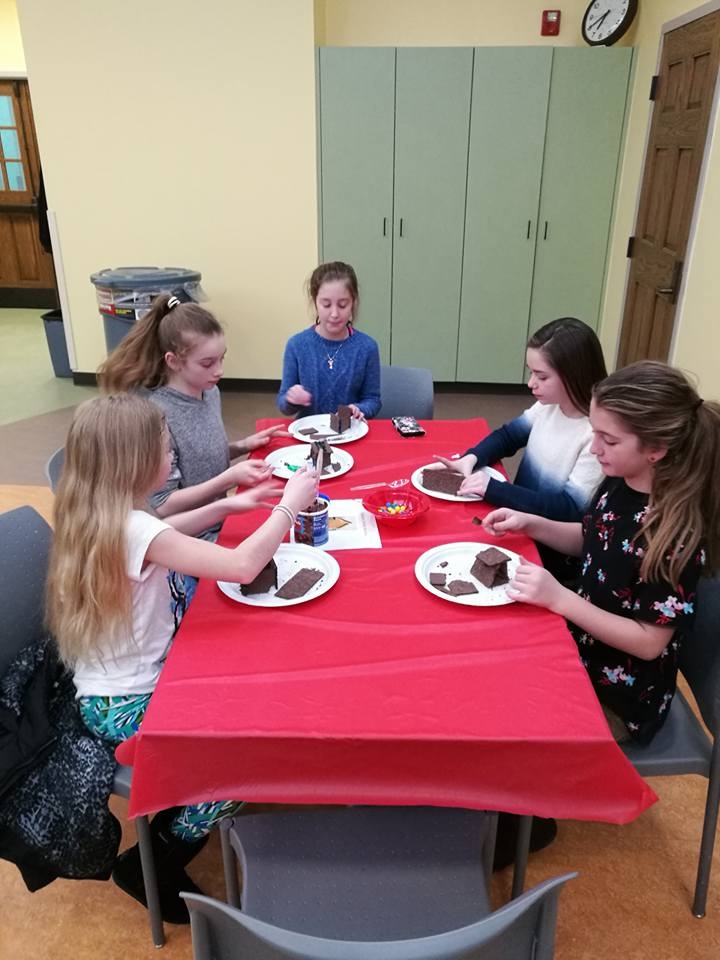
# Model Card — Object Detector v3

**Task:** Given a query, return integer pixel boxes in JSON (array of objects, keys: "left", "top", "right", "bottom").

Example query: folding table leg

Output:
[
  {"left": 511, "top": 815, "right": 532, "bottom": 899},
  {"left": 136, "top": 814, "right": 165, "bottom": 948}
]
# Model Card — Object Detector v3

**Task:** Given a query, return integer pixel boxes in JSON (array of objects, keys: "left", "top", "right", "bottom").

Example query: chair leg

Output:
[
  {"left": 692, "top": 764, "right": 720, "bottom": 918},
  {"left": 483, "top": 812, "right": 499, "bottom": 887},
  {"left": 136, "top": 814, "right": 166, "bottom": 947},
  {"left": 220, "top": 818, "right": 242, "bottom": 908},
  {"left": 511, "top": 815, "right": 532, "bottom": 900}
]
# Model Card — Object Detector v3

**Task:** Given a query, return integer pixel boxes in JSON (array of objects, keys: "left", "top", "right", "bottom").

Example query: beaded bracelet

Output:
[{"left": 272, "top": 504, "right": 295, "bottom": 526}]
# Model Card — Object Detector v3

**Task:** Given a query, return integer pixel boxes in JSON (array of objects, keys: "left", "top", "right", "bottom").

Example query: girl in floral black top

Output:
[{"left": 483, "top": 361, "right": 720, "bottom": 745}]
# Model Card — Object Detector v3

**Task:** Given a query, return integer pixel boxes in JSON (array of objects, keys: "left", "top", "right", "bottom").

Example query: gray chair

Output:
[
  {"left": 44, "top": 446, "right": 64, "bottom": 492},
  {"left": 379, "top": 365, "right": 434, "bottom": 420},
  {"left": 0, "top": 506, "right": 165, "bottom": 947},
  {"left": 183, "top": 872, "right": 576, "bottom": 960},
  {"left": 621, "top": 574, "right": 720, "bottom": 918}
]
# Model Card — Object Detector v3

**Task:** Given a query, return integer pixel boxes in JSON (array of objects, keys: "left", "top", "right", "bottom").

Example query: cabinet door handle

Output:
[
  {"left": 382, "top": 217, "right": 387, "bottom": 237},
  {"left": 399, "top": 217, "right": 404, "bottom": 238},
  {"left": 526, "top": 220, "right": 532, "bottom": 239},
  {"left": 543, "top": 221, "right": 549, "bottom": 240}
]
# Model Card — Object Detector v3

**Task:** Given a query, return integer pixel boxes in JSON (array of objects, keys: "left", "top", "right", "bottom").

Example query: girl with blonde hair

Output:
[{"left": 46, "top": 393, "right": 317, "bottom": 924}]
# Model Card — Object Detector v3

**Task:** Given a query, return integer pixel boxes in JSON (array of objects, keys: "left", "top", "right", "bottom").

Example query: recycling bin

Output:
[
  {"left": 42, "top": 309, "right": 72, "bottom": 378},
  {"left": 90, "top": 266, "right": 203, "bottom": 353}
]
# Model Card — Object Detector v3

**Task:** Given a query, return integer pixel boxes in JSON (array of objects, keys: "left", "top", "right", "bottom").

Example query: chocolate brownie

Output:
[
  {"left": 421, "top": 468, "right": 464, "bottom": 496},
  {"left": 240, "top": 559, "right": 278, "bottom": 596},
  {"left": 275, "top": 567, "right": 324, "bottom": 600},
  {"left": 470, "top": 547, "right": 509, "bottom": 589}
]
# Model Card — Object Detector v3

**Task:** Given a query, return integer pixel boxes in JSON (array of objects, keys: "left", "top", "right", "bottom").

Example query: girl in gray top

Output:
[{"left": 98, "top": 295, "right": 286, "bottom": 539}]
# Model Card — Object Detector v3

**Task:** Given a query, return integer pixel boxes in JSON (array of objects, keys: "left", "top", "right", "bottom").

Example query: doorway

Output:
[
  {"left": 0, "top": 78, "right": 57, "bottom": 308},
  {"left": 617, "top": 9, "right": 720, "bottom": 365}
]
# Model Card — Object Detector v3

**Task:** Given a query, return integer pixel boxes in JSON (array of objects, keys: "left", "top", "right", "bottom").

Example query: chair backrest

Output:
[
  {"left": 679, "top": 574, "right": 720, "bottom": 736},
  {"left": 379, "top": 366, "right": 434, "bottom": 420},
  {"left": 44, "top": 446, "right": 65, "bottom": 493},
  {"left": 183, "top": 873, "right": 576, "bottom": 960},
  {"left": 0, "top": 506, "right": 52, "bottom": 675}
]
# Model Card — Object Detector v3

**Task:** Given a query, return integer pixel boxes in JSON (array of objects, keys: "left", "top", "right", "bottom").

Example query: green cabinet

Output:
[
  {"left": 318, "top": 46, "right": 632, "bottom": 383},
  {"left": 318, "top": 47, "right": 472, "bottom": 376}
]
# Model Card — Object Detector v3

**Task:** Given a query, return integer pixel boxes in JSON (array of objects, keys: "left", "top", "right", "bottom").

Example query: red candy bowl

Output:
[{"left": 362, "top": 488, "right": 430, "bottom": 527}]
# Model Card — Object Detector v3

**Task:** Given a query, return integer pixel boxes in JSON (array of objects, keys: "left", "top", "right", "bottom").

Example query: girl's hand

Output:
[
  {"left": 225, "top": 480, "right": 284, "bottom": 513},
  {"left": 227, "top": 460, "right": 273, "bottom": 488},
  {"left": 458, "top": 471, "right": 489, "bottom": 498},
  {"left": 482, "top": 507, "right": 528, "bottom": 537},
  {"left": 286, "top": 384, "right": 312, "bottom": 407},
  {"left": 429, "top": 453, "right": 476, "bottom": 477},
  {"left": 348, "top": 404, "right": 365, "bottom": 421},
  {"left": 240, "top": 424, "right": 290, "bottom": 451},
  {"left": 280, "top": 465, "right": 319, "bottom": 515},
  {"left": 507, "top": 558, "right": 566, "bottom": 611}
]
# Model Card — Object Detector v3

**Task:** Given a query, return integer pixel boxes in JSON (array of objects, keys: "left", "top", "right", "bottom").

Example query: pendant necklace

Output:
[{"left": 325, "top": 340, "right": 345, "bottom": 370}]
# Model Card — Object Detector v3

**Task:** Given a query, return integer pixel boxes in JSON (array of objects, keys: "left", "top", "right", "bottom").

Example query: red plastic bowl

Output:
[{"left": 362, "top": 488, "right": 430, "bottom": 527}]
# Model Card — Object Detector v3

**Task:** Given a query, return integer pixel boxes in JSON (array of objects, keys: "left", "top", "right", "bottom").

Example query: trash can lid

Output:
[{"left": 90, "top": 266, "right": 202, "bottom": 289}]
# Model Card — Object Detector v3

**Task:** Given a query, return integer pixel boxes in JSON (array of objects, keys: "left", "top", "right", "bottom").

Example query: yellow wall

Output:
[
  {"left": 13, "top": 0, "right": 318, "bottom": 377},
  {"left": 318, "top": 0, "right": 592, "bottom": 46},
  {"left": 603, "top": 0, "right": 720, "bottom": 398},
  {"left": 0, "top": 0, "right": 24, "bottom": 71}
]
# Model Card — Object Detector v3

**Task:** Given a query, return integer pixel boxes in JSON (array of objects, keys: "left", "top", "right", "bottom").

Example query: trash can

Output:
[
  {"left": 90, "top": 266, "right": 204, "bottom": 353},
  {"left": 42, "top": 309, "right": 72, "bottom": 378}
]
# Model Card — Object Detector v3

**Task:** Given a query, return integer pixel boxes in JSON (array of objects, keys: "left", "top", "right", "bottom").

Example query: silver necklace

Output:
[{"left": 325, "top": 340, "right": 345, "bottom": 370}]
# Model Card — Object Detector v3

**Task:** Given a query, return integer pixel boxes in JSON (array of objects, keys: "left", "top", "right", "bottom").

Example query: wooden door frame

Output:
[{"left": 617, "top": 1, "right": 720, "bottom": 365}]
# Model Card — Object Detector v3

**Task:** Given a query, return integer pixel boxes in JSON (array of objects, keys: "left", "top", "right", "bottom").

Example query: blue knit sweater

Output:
[{"left": 277, "top": 326, "right": 381, "bottom": 418}]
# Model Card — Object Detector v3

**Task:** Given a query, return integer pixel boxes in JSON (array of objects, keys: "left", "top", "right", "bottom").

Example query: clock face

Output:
[{"left": 582, "top": 0, "right": 638, "bottom": 46}]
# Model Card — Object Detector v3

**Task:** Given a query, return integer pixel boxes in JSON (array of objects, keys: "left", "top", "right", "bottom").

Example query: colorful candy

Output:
[{"left": 378, "top": 500, "right": 409, "bottom": 516}]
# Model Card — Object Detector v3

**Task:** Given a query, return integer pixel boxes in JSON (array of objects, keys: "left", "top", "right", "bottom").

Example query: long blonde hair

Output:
[
  {"left": 97, "top": 294, "right": 222, "bottom": 393},
  {"left": 46, "top": 394, "right": 166, "bottom": 664},
  {"left": 593, "top": 361, "right": 720, "bottom": 584}
]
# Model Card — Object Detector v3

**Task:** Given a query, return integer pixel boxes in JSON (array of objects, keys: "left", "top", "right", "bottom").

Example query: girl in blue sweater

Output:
[{"left": 277, "top": 261, "right": 381, "bottom": 419}]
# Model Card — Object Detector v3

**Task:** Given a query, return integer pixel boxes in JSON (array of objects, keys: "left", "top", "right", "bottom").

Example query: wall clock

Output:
[{"left": 582, "top": 0, "right": 638, "bottom": 46}]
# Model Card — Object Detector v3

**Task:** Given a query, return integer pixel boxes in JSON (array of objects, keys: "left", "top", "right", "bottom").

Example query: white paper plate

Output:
[
  {"left": 411, "top": 464, "right": 506, "bottom": 502},
  {"left": 289, "top": 414, "right": 369, "bottom": 444},
  {"left": 218, "top": 543, "right": 340, "bottom": 608},
  {"left": 265, "top": 444, "right": 354, "bottom": 480},
  {"left": 414, "top": 542, "right": 521, "bottom": 607}
]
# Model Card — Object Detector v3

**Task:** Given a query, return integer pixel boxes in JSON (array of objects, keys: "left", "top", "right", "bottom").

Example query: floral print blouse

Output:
[{"left": 568, "top": 478, "right": 704, "bottom": 744}]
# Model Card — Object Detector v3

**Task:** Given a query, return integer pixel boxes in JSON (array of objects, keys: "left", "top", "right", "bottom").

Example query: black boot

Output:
[
  {"left": 492, "top": 813, "right": 557, "bottom": 872},
  {"left": 112, "top": 808, "right": 209, "bottom": 924}
]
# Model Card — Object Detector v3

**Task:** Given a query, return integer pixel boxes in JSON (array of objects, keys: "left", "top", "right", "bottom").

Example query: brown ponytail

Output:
[{"left": 97, "top": 295, "right": 222, "bottom": 393}]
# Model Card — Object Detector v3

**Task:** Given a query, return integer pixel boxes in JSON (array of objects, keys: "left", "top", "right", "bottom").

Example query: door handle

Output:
[
  {"left": 399, "top": 217, "right": 404, "bottom": 238},
  {"left": 526, "top": 220, "right": 532, "bottom": 239},
  {"left": 382, "top": 217, "right": 387, "bottom": 237},
  {"left": 655, "top": 261, "right": 683, "bottom": 304},
  {"left": 543, "top": 221, "right": 549, "bottom": 240}
]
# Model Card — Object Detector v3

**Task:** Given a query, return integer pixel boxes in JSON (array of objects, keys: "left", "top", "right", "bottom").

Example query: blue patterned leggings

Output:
[{"left": 79, "top": 693, "right": 242, "bottom": 841}]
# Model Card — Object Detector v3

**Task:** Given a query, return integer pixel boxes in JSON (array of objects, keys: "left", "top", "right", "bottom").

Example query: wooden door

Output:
[
  {"left": 390, "top": 48, "right": 473, "bottom": 379},
  {"left": 618, "top": 12, "right": 720, "bottom": 365},
  {"left": 317, "top": 48, "right": 395, "bottom": 362},
  {"left": 530, "top": 48, "right": 632, "bottom": 338},
  {"left": 0, "top": 79, "right": 56, "bottom": 306},
  {"left": 457, "top": 47, "right": 552, "bottom": 384}
]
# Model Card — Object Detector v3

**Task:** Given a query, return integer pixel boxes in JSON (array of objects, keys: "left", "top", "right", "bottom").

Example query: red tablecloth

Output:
[{"left": 117, "top": 418, "right": 656, "bottom": 822}]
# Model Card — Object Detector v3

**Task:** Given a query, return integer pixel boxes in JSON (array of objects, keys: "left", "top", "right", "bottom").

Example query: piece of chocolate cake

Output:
[
  {"left": 275, "top": 567, "right": 324, "bottom": 600},
  {"left": 330, "top": 404, "right": 352, "bottom": 434},
  {"left": 470, "top": 547, "right": 509, "bottom": 589},
  {"left": 421, "top": 468, "right": 464, "bottom": 496},
  {"left": 240, "top": 558, "right": 278, "bottom": 596}
]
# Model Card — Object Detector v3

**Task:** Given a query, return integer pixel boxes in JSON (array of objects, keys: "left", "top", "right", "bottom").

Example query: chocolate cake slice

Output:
[
  {"left": 421, "top": 468, "right": 464, "bottom": 496},
  {"left": 240, "top": 558, "right": 278, "bottom": 596},
  {"left": 330, "top": 404, "right": 352, "bottom": 434},
  {"left": 275, "top": 567, "right": 324, "bottom": 600},
  {"left": 470, "top": 547, "right": 509, "bottom": 589}
]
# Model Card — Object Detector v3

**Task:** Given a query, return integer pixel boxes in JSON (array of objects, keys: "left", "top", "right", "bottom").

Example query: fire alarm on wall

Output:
[{"left": 541, "top": 10, "right": 561, "bottom": 36}]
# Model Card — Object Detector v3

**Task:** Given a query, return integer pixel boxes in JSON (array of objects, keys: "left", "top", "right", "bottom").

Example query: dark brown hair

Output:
[
  {"left": 97, "top": 295, "right": 222, "bottom": 393},
  {"left": 307, "top": 261, "right": 360, "bottom": 321},
  {"left": 593, "top": 361, "right": 720, "bottom": 583},
  {"left": 527, "top": 317, "right": 607, "bottom": 416}
]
